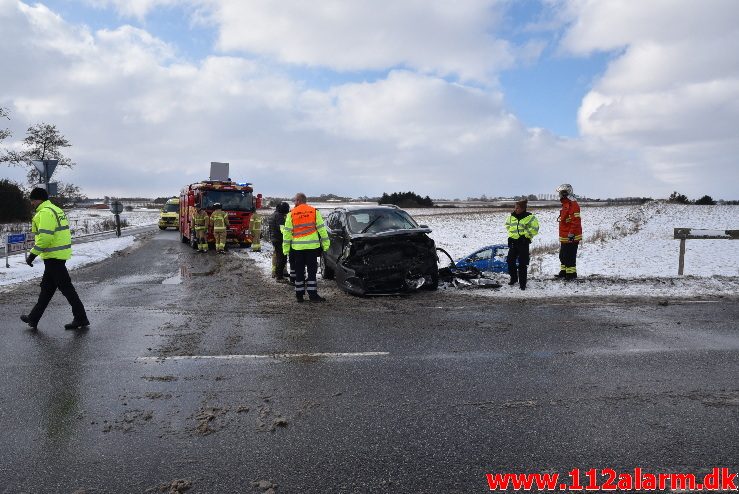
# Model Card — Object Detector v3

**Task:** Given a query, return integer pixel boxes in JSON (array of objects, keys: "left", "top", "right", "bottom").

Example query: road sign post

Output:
[
  {"left": 32, "top": 160, "right": 59, "bottom": 194},
  {"left": 110, "top": 200, "right": 124, "bottom": 237},
  {"left": 5, "top": 232, "right": 35, "bottom": 268}
]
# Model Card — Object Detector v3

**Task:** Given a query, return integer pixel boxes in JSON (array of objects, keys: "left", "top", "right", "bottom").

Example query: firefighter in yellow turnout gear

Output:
[
  {"left": 249, "top": 213, "right": 263, "bottom": 252},
  {"left": 192, "top": 206, "right": 209, "bottom": 252},
  {"left": 210, "top": 203, "right": 229, "bottom": 253}
]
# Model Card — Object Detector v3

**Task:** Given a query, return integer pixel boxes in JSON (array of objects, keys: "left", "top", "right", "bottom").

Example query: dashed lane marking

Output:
[{"left": 137, "top": 351, "right": 390, "bottom": 362}]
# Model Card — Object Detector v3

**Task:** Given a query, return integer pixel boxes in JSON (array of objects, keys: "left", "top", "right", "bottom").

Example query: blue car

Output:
[{"left": 454, "top": 244, "right": 510, "bottom": 273}]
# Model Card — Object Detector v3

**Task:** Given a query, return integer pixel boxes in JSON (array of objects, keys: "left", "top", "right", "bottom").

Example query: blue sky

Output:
[{"left": 1, "top": 0, "right": 737, "bottom": 199}]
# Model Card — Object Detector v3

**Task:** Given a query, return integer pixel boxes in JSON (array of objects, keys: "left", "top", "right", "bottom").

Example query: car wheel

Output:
[
  {"left": 180, "top": 231, "right": 188, "bottom": 243},
  {"left": 159, "top": 226, "right": 166, "bottom": 230},
  {"left": 320, "top": 254, "right": 335, "bottom": 280},
  {"left": 425, "top": 271, "right": 439, "bottom": 290}
]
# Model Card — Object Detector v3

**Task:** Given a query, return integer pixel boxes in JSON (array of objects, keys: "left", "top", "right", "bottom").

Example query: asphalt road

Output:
[{"left": 0, "top": 230, "right": 737, "bottom": 493}]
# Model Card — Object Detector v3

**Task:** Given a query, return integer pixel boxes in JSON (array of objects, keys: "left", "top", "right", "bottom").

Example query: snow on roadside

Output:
[
  {"left": 0, "top": 236, "right": 135, "bottom": 292},
  {"left": 245, "top": 202, "right": 739, "bottom": 299}
]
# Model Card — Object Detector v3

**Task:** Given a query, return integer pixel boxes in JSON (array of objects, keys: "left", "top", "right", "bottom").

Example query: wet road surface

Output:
[{"left": 0, "top": 230, "right": 737, "bottom": 492}]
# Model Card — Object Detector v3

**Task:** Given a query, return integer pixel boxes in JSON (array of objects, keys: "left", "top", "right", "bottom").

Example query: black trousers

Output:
[
  {"left": 28, "top": 258, "right": 87, "bottom": 323},
  {"left": 559, "top": 242, "right": 579, "bottom": 272},
  {"left": 507, "top": 237, "right": 530, "bottom": 268},
  {"left": 291, "top": 248, "right": 320, "bottom": 296}
]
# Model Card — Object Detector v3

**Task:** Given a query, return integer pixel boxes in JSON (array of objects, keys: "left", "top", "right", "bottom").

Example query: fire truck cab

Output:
[{"left": 179, "top": 180, "right": 262, "bottom": 249}]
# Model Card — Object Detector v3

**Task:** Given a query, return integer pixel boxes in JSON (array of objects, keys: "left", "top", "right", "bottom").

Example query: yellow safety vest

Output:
[{"left": 30, "top": 200, "right": 72, "bottom": 260}]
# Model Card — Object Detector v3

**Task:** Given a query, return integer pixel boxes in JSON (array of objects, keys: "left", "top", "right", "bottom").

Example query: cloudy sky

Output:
[{"left": 1, "top": 0, "right": 737, "bottom": 200}]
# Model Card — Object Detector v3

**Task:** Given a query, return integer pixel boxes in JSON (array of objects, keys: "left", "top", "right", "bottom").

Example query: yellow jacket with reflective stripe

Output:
[
  {"left": 505, "top": 212, "right": 540, "bottom": 240},
  {"left": 193, "top": 211, "right": 208, "bottom": 230},
  {"left": 30, "top": 200, "right": 72, "bottom": 260},
  {"left": 210, "top": 210, "right": 229, "bottom": 231},
  {"left": 282, "top": 204, "right": 330, "bottom": 254}
]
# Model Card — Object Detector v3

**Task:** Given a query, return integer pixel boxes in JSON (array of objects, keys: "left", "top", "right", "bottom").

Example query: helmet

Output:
[
  {"left": 213, "top": 202, "right": 222, "bottom": 209},
  {"left": 556, "top": 184, "right": 573, "bottom": 197}
]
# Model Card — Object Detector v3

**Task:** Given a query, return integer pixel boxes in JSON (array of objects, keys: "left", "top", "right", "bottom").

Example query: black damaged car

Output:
[{"left": 320, "top": 205, "right": 439, "bottom": 295}]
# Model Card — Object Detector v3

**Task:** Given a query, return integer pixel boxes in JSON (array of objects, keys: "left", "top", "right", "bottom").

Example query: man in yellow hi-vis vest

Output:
[
  {"left": 282, "top": 192, "right": 330, "bottom": 302},
  {"left": 21, "top": 187, "right": 89, "bottom": 330},
  {"left": 210, "top": 203, "right": 229, "bottom": 253}
]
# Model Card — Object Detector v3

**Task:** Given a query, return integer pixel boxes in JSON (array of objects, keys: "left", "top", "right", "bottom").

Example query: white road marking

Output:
[{"left": 137, "top": 351, "right": 389, "bottom": 362}]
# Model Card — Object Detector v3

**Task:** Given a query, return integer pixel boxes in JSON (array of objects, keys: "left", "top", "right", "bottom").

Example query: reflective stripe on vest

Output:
[
  {"left": 291, "top": 205, "right": 318, "bottom": 238},
  {"left": 194, "top": 213, "right": 208, "bottom": 230},
  {"left": 211, "top": 211, "right": 227, "bottom": 230},
  {"left": 505, "top": 213, "right": 539, "bottom": 240},
  {"left": 31, "top": 201, "right": 72, "bottom": 260}
]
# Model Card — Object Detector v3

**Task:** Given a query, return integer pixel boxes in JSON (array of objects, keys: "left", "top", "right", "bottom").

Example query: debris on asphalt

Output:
[
  {"left": 252, "top": 479, "right": 278, "bottom": 492},
  {"left": 145, "top": 478, "right": 193, "bottom": 493}
]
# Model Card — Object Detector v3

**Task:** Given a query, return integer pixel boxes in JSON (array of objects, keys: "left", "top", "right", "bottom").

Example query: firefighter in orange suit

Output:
[
  {"left": 210, "top": 203, "right": 229, "bottom": 253},
  {"left": 282, "top": 192, "right": 330, "bottom": 302},
  {"left": 555, "top": 184, "right": 582, "bottom": 280}
]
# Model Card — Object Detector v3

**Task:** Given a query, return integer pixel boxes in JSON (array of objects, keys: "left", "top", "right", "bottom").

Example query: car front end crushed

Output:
[{"left": 331, "top": 230, "right": 438, "bottom": 295}]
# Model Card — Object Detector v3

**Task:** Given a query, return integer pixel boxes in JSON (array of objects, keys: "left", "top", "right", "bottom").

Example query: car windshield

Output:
[
  {"left": 202, "top": 190, "right": 254, "bottom": 212},
  {"left": 347, "top": 210, "right": 418, "bottom": 234},
  {"left": 162, "top": 204, "right": 179, "bottom": 213}
]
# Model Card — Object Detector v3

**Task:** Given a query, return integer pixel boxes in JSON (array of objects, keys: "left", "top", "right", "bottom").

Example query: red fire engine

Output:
[{"left": 179, "top": 180, "right": 262, "bottom": 249}]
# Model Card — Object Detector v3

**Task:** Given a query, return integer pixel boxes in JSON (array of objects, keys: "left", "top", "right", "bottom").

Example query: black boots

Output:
[
  {"left": 509, "top": 265, "right": 527, "bottom": 290},
  {"left": 508, "top": 264, "right": 518, "bottom": 286},
  {"left": 518, "top": 265, "right": 527, "bottom": 290},
  {"left": 64, "top": 318, "right": 90, "bottom": 330},
  {"left": 20, "top": 315, "right": 37, "bottom": 329}
]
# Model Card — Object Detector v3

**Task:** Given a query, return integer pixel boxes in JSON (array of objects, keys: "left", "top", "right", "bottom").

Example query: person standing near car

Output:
[
  {"left": 268, "top": 201, "right": 290, "bottom": 281},
  {"left": 210, "top": 203, "right": 229, "bottom": 254},
  {"left": 282, "top": 193, "right": 330, "bottom": 302},
  {"left": 555, "top": 184, "right": 582, "bottom": 280},
  {"left": 504, "top": 199, "right": 539, "bottom": 290},
  {"left": 21, "top": 187, "right": 89, "bottom": 330}
]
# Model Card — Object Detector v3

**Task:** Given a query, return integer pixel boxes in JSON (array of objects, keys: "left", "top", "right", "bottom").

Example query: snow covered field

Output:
[
  {"left": 251, "top": 202, "right": 739, "bottom": 299},
  {"left": 2, "top": 203, "right": 738, "bottom": 299}
]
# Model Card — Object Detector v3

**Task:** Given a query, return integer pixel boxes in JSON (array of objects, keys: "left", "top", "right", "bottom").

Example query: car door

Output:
[
  {"left": 470, "top": 247, "right": 494, "bottom": 271},
  {"left": 491, "top": 246, "right": 510, "bottom": 272},
  {"left": 325, "top": 211, "right": 346, "bottom": 270}
]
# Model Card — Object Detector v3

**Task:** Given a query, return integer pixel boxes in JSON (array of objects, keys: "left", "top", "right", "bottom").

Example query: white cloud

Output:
[
  {"left": 558, "top": 0, "right": 739, "bottom": 194},
  {"left": 84, "top": 0, "right": 180, "bottom": 20},
  {"left": 202, "top": 0, "right": 515, "bottom": 82},
  {"left": 1, "top": 0, "right": 737, "bottom": 201}
]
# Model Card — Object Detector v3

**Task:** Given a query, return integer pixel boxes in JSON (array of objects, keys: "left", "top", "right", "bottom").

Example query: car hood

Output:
[{"left": 347, "top": 227, "right": 432, "bottom": 239}]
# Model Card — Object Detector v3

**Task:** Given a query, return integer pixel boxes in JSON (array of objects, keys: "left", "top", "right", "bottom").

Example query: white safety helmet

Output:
[{"left": 556, "top": 184, "right": 573, "bottom": 197}]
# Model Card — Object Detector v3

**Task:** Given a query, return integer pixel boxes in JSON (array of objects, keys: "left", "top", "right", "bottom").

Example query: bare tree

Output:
[
  {"left": 0, "top": 107, "right": 10, "bottom": 144},
  {"left": 4, "top": 122, "right": 76, "bottom": 184}
]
